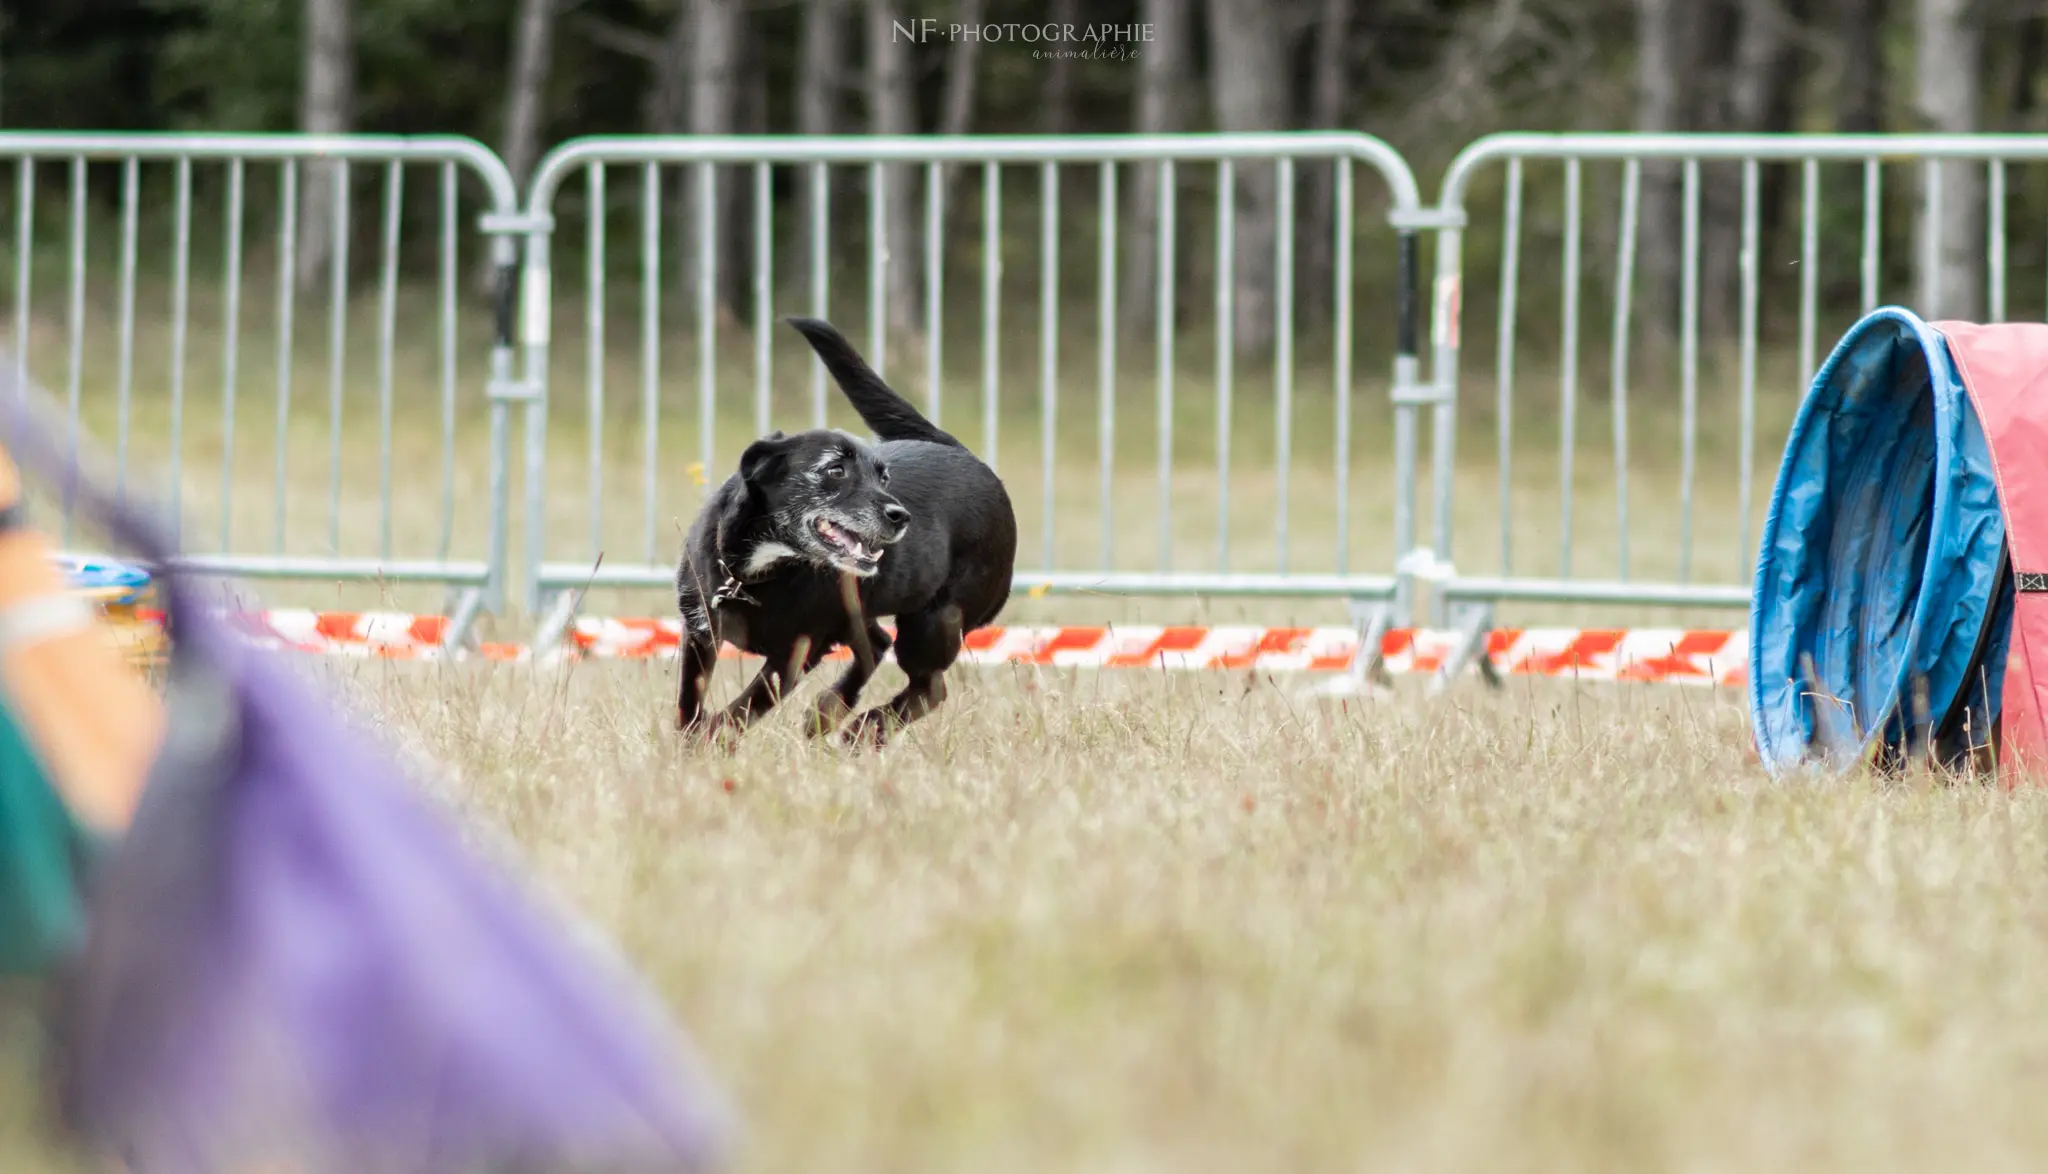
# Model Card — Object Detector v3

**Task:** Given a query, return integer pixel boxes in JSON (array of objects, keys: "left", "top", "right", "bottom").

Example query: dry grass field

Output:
[{"left": 6, "top": 660, "right": 2048, "bottom": 1173}]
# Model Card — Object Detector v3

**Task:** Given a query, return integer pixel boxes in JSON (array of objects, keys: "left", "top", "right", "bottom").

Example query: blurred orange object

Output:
[{"left": 0, "top": 446, "right": 162, "bottom": 836}]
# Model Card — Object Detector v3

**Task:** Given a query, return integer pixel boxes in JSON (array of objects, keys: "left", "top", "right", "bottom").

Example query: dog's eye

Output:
[
  {"left": 877, "top": 467, "right": 890, "bottom": 486},
  {"left": 823, "top": 463, "right": 846, "bottom": 479}
]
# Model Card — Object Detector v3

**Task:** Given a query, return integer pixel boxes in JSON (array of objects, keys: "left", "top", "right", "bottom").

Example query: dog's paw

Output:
[
  {"left": 678, "top": 712, "right": 744, "bottom": 754},
  {"left": 806, "top": 693, "right": 853, "bottom": 739},
  {"left": 838, "top": 711, "right": 895, "bottom": 751}
]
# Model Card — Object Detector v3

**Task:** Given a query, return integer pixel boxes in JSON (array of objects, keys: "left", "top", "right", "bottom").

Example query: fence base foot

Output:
[
  {"left": 1430, "top": 602, "right": 1503, "bottom": 696},
  {"left": 1306, "top": 600, "right": 1395, "bottom": 701},
  {"left": 441, "top": 588, "right": 487, "bottom": 656},
  {"left": 529, "top": 589, "right": 583, "bottom": 659}
]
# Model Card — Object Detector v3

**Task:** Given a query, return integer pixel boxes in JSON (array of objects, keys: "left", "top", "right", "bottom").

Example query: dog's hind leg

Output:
[
  {"left": 845, "top": 604, "right": 962, "bottom": 748},
  {"left": 807, "top": 622, "right": 894, "bottom": 738}
]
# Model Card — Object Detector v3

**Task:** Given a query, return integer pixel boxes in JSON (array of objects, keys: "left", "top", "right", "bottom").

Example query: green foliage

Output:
[{"left": 153, "top": 0, "right": 301, "bottom": 131}]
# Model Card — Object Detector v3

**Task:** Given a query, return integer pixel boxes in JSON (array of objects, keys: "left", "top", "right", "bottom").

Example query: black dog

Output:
[{"left": 673, "top": 316, "right": 1017, "bottom": 747}]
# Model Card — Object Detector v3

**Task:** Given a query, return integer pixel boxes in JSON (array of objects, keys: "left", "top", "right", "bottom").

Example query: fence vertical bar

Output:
[
  {"left": 1738, "top": 158, "right": 1759, "bottom": 567},
  {"left": 1274, "top": 157, "right": 1295, "bottom": 573},
  {"left": 1156, "top": 159, "right": 1177, "bottom": 572},
  {"left": 1862, "top": 159, "right": 1881, "bottom": 312},
  {"left": 982, "top": 162, "right": 1001, "bottom": 467},
  {"left": 1679, "top": 157, "right": 1699, "bottom": 583},
  {"left": 1799, "top": 159, "right": 1818, "bottom": 385},
  {"left": 115, "top": 156, "right": 138, "bottom": 506},
  {"left": 62, "top": 157, "right": 84, "bottom": 541},
  {"left": 8, "top": 162, "right": 26, "bottom": 513},
  {"left": 1558, "top": 158, "right": 1581, "bottom": 578},
  {"left": 1920, "top": 158, "right": 1941, "bottom": 314},
  {"left": 641, "top": 163, "right": 661, "bottom": 566},
  {"left": 219, "top": 160, "right": 245, "bottom": 552},
  {"left": 587, "top": 163, "right": 607, "bottom": 561},
  {"left": 1989, "top": 160, "right": 2007, "bottom": 323},
  {"left": 168, "top": 157, "right": 193, "bottom": 540},
  {"left": 868, "top": 160, "right": 885, "bottom": 378},
  {"left": 1612, "top": 158, "right": 1638, "bottom": 582},
  {"left": 7, "top": 160, "right": 25, "bottom": 498},
  {"left": 437, "top": 163, "right": 458, "bottom": 564},
  {"left": 273, "top": 161, "right": 297, "bottom": 556},
  {"left": 1332, "top": 159, "right": 1353, "bottom": 574},
  {"left": 9, "top": 160, "right": 27, "bottom": 402},
  {"left": 924, "top": 159, "right": 942, "bottom": 425},
  {"left": 324, "top": 159, "right": 350, "bottom": 553},
  {"left": 1215, "top": 160, "right": 1235, "bottom": 570},
  {"left": 1040, "top": 161, "right": 1059, "bottom": 570},
  {"left": 755, "top": 162, "right": 773, "bottom": 437},
  {"left": 810, "top": 162, "right": 829, "bottom": 428},
  {"left": 695, "top": 161, "right": 717, "bottom": 485},
  {"left": 375, "top": 161, "right": 403, "bottom": 561},
  {"left": 1098, "top": 161, "right": 1118, "bottom": 571},
  {"left": 1496, "top": 157, "right": 1522, "bottom": 575}
]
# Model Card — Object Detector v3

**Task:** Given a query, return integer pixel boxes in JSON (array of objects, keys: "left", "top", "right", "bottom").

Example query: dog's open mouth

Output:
[{"left": 815, "top": 517, "right": 886, "bottom": 570}]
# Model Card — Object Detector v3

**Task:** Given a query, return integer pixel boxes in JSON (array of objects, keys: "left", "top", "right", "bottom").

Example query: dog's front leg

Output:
[
  {"left": 702, "top": 636, "right": 816, "bottom": 745},
  {"left": 676, "top": 633, "right": 719, "bottom": 732},
  {"left": 807, "top": 623, "right": 893, "bottom": 738}
]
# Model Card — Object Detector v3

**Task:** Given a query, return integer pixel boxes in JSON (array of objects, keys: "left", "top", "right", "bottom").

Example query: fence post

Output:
[
  {"left": 479, "top": 208, "right": 552, "bottom": 619},
  {"left": 1385, "top": 206, "right": 1464, "bottom": 629},
  {"left": 515, "top": 215, "right": 554, "bottom": 619}
]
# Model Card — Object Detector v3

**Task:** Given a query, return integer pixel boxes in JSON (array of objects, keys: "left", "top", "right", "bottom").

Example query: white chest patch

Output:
[{"left": 741, "top": 541, "right": 799, "bottom": 577}]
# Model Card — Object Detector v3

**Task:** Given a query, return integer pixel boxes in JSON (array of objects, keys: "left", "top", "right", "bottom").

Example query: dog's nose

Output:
[{"left": 882, "top": 502, "right": 910, "bottom": 532}]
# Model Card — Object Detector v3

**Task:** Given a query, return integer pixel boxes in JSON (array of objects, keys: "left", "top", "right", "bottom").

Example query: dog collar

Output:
[{"left": 709, "top": 558, "right": 759, "bottom": 609}]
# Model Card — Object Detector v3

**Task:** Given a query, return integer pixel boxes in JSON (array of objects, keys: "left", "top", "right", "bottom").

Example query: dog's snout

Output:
[{"left": 882, "top": 501, "right": 911, "bottom": 531}]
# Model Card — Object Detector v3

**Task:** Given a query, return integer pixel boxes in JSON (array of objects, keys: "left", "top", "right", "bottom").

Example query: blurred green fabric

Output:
[{"left": 0, "top": 700, "right": 88, "bottom": 974}]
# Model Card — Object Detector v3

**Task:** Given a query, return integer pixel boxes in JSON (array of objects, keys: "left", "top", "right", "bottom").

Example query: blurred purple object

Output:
[{"left": 0, "top": 355, "right": 734, "bottom": 1173}]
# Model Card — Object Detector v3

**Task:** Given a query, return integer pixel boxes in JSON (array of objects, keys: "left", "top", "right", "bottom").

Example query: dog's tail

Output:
[{"left": 785, "top": 316, "right": 963, "bottom": 448}]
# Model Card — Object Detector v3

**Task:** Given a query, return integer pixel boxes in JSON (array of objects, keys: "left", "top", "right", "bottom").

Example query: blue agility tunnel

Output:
[{"left": 1750, "top": 307, "right": 2014, "bottom": 775}]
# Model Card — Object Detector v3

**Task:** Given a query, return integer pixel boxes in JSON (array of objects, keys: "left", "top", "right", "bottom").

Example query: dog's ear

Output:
[{"left": 738, "top": 432, "right": 789, "bottom": 485}]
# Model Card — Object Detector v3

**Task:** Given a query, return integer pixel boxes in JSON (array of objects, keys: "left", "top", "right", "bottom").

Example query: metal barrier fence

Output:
[
  {"left": 1419, "top": 133, "right": 2048, "bottom": 681},
  {"left": 0, "top": 132, "right": 523, "bottom": 649},
  {"left": 6, "top": 128, "right": 2041, "bottom": 678},
  {"left": 512, "top": 133, "right": 1430, "bottom": 656}
]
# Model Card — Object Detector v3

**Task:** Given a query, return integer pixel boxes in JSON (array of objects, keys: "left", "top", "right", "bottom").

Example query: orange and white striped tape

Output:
[{"left": 181, "top": 609, "right": 1750, "bottom": 687}]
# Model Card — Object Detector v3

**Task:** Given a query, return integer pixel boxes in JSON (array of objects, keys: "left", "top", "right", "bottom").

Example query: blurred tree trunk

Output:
[
  {"left": 500, "top": 0, "right": 558, "bottom": 191},
  {"left": 1838, "top": 0, "right": 1887, "bottom": 131},
  {"left": 1300, "top": 0, "right": 1354, "bottom": 328},
  {"left": 865, "top": 0, "right": 921, "bottom": 355},
  {"left": 646, "top": 0, "right": 745, "bottom": 320},
  {"left": 740, "top": 19, "right": 768, "bottom": 319},
  {"left": 1694, "top": 0, "right": 1743, "bottom": 343},
  {"left": 1121, "top": 0, "right": 1191, "bottom": 336},
  {"left": 1915, "top": 0, "right": 1984, "bottom": 320},
  {"left": 1632, "top": 0, "right": 1697, "bottom": 345},
  {"left": 1043, "top": 0, "right": 1080, "bottom": 133},
  {"left": 936, "top": 0, "right": 985, "bottom": 290},
  {"left": 1207, "top": 0, "right": 1291, "bottom": 357},
  {"left": 297, "top": 0, "right": 355, "bottom": 294},
  {"left": 481, "top": 0, "right": 558, "bottom": 293},
  {"left": 1716, "top": 0, "right": 1806, "bottom": 325},
  {"left": 793, "top": 0, "right": 846, "bottom": 295},
  {"left": 646, "top": 6, "right": 688, "bottom": 132},
  {"left": 938, "top": 0, "right": 985, "bottom": 141},
  {"left": 2013, "top": 13, "right": 2046, "bottom": 119},
  {"left": 687, "top": 0, "right": 744, "bottom": 319}
]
